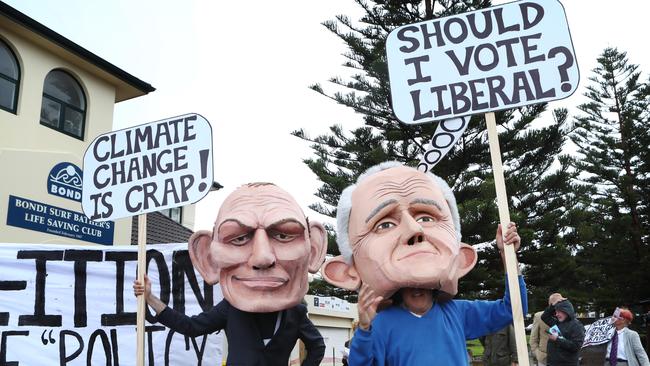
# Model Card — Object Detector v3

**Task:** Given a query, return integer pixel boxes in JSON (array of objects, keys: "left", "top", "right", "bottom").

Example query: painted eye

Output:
[
  {"left": 416, "top": 216, "right": 435, "bottom": 223},
  {"left": 375, "top": 221, "right": 396, "bottom": 231},
  {"left": 230, "top": 233, "right": 252, "bottom": 246},
  {"left": 271, "top": 232, "right": 298, "bottom": 243}
]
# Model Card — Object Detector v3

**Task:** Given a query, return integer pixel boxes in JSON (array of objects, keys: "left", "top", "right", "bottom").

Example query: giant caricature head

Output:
[
  {"left": 322, "top": 162, "right": 477, "bottom": 299},
  {"left": 188, "top": 183, "right": 327, "bottom": 313}
]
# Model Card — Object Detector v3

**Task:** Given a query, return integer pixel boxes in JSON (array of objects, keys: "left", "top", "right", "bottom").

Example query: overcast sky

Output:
[{"left": 6, "top": 0, "right": 650, "bottom": 231}]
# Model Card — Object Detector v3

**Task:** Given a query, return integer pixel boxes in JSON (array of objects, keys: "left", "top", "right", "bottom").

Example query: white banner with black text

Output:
[{"left": 0, "top": 242, "right": 223, "bottom": 365}]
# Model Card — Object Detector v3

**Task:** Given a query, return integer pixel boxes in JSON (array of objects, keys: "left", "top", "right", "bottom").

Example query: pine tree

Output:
[
  {"left": 298, "top": 0, "right": 584, "bottom": 311},
  {"left": 571, "top": 47, "right": 650, "bottom": 312}
]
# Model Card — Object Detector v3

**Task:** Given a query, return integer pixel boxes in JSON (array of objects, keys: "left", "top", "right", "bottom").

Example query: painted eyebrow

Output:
[
  {"left": 217, "top": 219, "right": 255, "bottom": 233},
  {"left": 217, "top": 218, "right": 306, "bottom": 232},
  {"left": 266, "top": 218, "right": 306, "bottom": 231},
  {"left": 410, "top": 198, "right": 443, "bottom": 211},
  {"left": 365, "top": 199, "right": 398, "bottom": 223}
]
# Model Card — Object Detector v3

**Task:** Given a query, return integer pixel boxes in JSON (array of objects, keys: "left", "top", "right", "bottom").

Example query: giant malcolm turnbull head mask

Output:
[
  {"left": 187, "top": 183, "right": 327, "bottom": 312},
  {"left": 321, "top": 162, "right": 477, "bottom": 299}
]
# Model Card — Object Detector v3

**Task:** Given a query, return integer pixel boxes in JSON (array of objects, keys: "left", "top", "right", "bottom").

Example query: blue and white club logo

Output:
[{"left": 48, "top": 162, "right": 83, "bottom": 202}]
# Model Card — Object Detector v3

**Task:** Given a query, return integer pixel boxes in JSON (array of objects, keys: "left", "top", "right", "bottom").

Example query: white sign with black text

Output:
[
  {"left": 82, "top": 114, "right": 213, "bottom": 221},
  {"left": 582, "top": 317, "right": 615, "bottom": 348},
  {"left": 386, "top": 0, "right": 579, "bottom": 124}
]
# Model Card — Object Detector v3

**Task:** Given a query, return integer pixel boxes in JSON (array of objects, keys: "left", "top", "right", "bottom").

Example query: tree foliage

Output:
[
  {"left": 571, "top": 47, "right": 650, "bottom": 313},
  {"left": 299, "top": 0, "right": 589, "bottom": 311}
]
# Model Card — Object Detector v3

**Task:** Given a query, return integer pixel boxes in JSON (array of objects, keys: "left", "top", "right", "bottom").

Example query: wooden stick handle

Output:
[
  {"left": 136, "top": 213, "right": 147, "bottom": 366},
  {"left": 485, "top": 112, "right": 529, "bottom": 366}
]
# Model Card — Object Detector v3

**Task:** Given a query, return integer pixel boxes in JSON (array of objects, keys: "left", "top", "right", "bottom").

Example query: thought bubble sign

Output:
[
  {"left": 82, "top": 113, "right": 213, "bottom": 221},
  {"left": 417, "top": 116, "right": 470, "bottom": 172},
  {"left": 386, "top": 0, "right": 579, "bottom": 124}
]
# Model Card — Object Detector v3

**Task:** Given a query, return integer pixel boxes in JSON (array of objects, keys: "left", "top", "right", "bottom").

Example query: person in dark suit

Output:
[{"left": 134, "top": 183, "right": 326, "bottom": 365}]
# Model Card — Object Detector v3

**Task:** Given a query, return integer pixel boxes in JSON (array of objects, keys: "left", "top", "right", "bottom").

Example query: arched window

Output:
[
  {"left": 0, "top": 39, "right": 20, "bottom": 114},
  {"left": 40, "top": 70, "right": 86, "bottom": 140}
]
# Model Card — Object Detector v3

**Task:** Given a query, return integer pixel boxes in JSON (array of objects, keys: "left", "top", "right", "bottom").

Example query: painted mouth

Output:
[
  {"left": 398, "top": 250, "right": 437, "bottom": 261},
  {"left": 234, "top": 276, "right": 288, "bottom": 289}
]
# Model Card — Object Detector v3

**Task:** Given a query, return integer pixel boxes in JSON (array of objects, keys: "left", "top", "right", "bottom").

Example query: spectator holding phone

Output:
[{"left": 541, "top": 294, "right": 585, "bottom": 366}]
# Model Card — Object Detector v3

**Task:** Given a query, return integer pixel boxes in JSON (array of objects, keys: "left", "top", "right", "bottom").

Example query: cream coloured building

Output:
[
  {"left": 288, "top": 295, "right": 358, "bottom": 366},
  {"left": 0, "top": 2, "right": 155, "bottom": 245}
]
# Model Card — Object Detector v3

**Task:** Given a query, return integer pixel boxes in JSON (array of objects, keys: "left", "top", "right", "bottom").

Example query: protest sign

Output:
[
  {"left": 81, "top": 113, "right": 213, "bottom": 222},
  {"left": 387, "top": 2, "right": 580, "bottom": 363},
  {"left": 417, "top": 116, "right": 470, "bottom": 172},
  {"left": 582, "top": 317, "right": 615, "bottom": 348},
  {"left": 0, "top": 243, "right": 223, "bottom": 365},
  {"left": 387, "top": 0, "right": 579, "bottom": 124}
]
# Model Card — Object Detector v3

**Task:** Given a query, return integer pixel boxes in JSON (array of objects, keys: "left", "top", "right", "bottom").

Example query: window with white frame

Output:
[
  {"left": 0, "top": 39, "right": 19, "bottom": 114},
  {"left": 40, "top": 69, "right": 86, "bottom": 139}
]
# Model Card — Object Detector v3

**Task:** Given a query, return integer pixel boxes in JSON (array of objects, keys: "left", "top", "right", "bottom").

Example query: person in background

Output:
[
  {"left": 481, "top": 324, "right": 518, "bottom": 366},
  {"left": 604, "top": 308, "right": 649, "bottom": 366},
  {"left": 541, "top": 295, "right": 585, "bottom": 366},
  {"left": 342, "top": 321, "right": 358, "bottom": 366},
  {"left": 530, "top": 294, "right": 556, "bottom": 366}
]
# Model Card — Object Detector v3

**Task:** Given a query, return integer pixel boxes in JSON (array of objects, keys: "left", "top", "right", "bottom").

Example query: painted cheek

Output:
[
  {"left": 353, "top": 234, "right": 382, "bottom": 261},
  {"left": 214, "top": 243, "right": 250, "bottom": 269},
  {"left": 424, "top": 229, "right": 457, "bottom": 255},
  {"left": 273, "top": 241, "right": 309, "bottom": 261}
]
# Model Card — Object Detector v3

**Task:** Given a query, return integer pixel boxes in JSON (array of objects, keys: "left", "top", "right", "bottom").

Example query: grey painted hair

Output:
[{"left": 336, "top": 161, "right": 462, "bottom": 263}]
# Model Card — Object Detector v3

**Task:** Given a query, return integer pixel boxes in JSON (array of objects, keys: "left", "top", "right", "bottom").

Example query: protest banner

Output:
[
  {"left": 81, "top": 113, "right": 214, "bottom": 365},
  {"left": 0, "top": 243, "right": 223, "bottom": 365},
  {"left": 582, "top": 317, "right": 615, "bottom": 348},
  {"left": 386, "top": 1, "right": 580, "bottom": 364}
]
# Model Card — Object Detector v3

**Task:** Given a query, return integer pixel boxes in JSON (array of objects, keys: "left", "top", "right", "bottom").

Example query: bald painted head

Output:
[{"left": 188, "top": 183, "right": 327, "bottom": 312}]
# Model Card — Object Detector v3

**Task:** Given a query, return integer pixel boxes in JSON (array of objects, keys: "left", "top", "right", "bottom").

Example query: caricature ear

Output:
[
  {"left": 321, "top": 256, "right": 361, "bottom": 291},
  {"left": 307, "top": 221, "right": 328, "bottom": 273},
  {"left": 188, "top": 230, "right": 220, "bottom": 285},
  {"left": 456, "top": 243, "right": 478, "bottom": 279}
]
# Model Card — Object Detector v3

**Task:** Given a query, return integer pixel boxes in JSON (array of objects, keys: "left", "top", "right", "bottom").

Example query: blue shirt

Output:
[{"left": 349, "top": 276, "right": 527, "bottom": 366}]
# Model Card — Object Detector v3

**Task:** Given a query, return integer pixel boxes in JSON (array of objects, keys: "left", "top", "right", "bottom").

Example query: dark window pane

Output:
[
  {"left": 0, "top": 42, "right": 18, "bottom": 79},
  {"left": 43, "top": 70, "right": 85, "bottom": 109},
  {"left": 161, "top": 207, "right": 182, "bottom": 223},
  {"left": 170, "top": 207, "right": 181, "bottom": 223},
  {"left": 0, "top": 77, "right": 16, "bottom": 110},
  {"left": 40, "top": 96, "right": 61, "bottom": 128},
  {"left": 63, "top": 108, "right": 83, "bottom": 137}
]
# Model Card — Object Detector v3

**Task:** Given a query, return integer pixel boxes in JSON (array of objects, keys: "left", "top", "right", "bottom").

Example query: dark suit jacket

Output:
[{"left": 157, "top": 299, "right": 325, "bottom": 366}]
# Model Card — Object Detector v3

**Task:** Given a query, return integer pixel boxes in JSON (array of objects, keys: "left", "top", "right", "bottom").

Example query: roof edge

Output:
[{"left": 0, "top": 1, "right": 155, "bottom": 94}]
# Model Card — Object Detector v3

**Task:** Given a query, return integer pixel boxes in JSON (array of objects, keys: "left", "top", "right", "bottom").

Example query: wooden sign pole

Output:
[
  {"left": 485, "top": 111, "right": 529, "bottom": 366},
  {"left": 136, "top": 213, "right": 147, "bottom": 366}
]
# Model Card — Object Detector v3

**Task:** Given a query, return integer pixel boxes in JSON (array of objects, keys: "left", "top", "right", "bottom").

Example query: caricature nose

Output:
[
  {"left": 407, "top": 234, "right": 424, "bottom": 246},
  {"left": 249, "top": 229, "right": 276, "bottom": 269},
  {"left": 403, "top": 214, "right": 424, "bottom": 246}
]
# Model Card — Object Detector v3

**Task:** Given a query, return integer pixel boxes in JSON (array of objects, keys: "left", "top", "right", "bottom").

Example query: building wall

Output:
[
  {"left": 287, "top": 295, "right": 358, "bottom": 365},
  {"left": 0, "top": 25, "right": 132, "bottom": 245},
  {"left": 181, "top": 203, "right": 197, "bottom": 231}
]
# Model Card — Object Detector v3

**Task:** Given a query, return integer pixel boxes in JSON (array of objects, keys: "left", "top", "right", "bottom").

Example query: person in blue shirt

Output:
[{"left": 320, "top": 162, "right": 528, "bottom": 366}]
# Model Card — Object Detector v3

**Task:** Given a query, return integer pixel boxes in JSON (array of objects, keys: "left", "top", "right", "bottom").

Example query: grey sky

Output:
[{"left": 6, "top": 0, "right": 650, "bottom": 230}]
